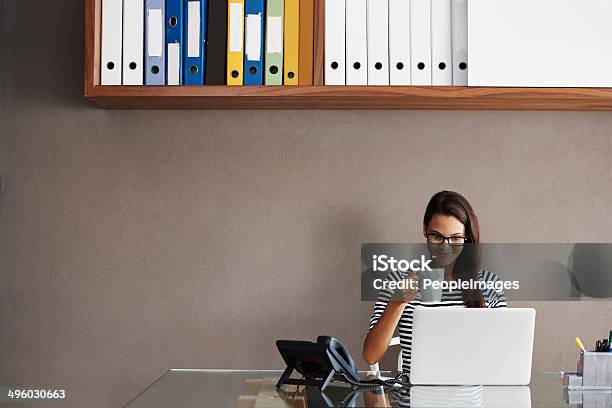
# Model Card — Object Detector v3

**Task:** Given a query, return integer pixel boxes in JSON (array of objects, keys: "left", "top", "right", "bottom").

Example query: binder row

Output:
[
  {"left": 325, "top": 0, "right": 468, "bottom": 86},
  {"left": 101, "top": 0, "right": 314, "bottom": 85}
]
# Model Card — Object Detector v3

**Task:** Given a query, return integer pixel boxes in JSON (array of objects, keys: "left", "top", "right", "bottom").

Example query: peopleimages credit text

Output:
[{"left": 372, "top": 278, "right": 520, "bottom": 293}]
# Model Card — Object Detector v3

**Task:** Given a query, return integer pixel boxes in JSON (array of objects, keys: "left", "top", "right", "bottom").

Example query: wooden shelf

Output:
[
  {"left": 84, "top": 0, "right": 612, "bottom": 110},
  {"left": 84, "top": 85, "right": 612, "bottom": 110}
]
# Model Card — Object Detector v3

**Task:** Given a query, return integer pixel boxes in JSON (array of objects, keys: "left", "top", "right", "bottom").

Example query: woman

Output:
[{"left": 363, "top": 191, "right": 507, "bottom": 373}]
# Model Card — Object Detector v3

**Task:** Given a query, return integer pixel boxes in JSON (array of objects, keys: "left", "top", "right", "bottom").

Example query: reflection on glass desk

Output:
[{"left": 123, "top": 370, "right": 607, "bottom": 408}]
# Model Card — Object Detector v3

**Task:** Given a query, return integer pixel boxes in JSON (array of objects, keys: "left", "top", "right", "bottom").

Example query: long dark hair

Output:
[{"left": 423, "top": 191, "right": 485, "bottom": 308}]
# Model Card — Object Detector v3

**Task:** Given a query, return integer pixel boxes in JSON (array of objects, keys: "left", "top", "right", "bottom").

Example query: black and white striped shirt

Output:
[{"left": 368, "top": 269, "right": 508, "bottom": 373}]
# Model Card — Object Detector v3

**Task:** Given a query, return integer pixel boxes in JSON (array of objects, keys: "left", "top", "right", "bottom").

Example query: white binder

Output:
[
  {"left": 431, "top": 0, "right": 452, "bottom": 85},
  {"left": 469, "top": 0, "right": 612, "bottom": 87},
  {"left": 324, "top": 0, "right": 346, "bottom": 85},
  {"left": 122, "top": 0, "right": 144, "bottom": 85},
  {"left": 101, "top": 0, "right": 123, "bottom": 85},
  {"left": 410, "top": 0, "right": 431, "bottom": 85},
  {"left": 346, "top": 0, "right": 367, "bottom": 85},
  {"left": 367, "top": 0, "right": 389, "bottom": 85},
  {"left": 451, "top": 0, "right": 468, "bottom": 85},
  {"left": 389, "top": 0, "right": 411, "bottom": 85}
]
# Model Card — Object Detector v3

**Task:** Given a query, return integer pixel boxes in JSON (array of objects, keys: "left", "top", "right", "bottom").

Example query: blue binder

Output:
[
  {"left": 166, "top": 0, "right": 184, "bottom": 85},
  {"left": 243, "top": 0, "right": 265, "bottom": 85},
  {"left": 183, "top": 0, "right": 207, "bottom": 84},
  {"left": 145, "top": 0, "right": 165, "bottom": 85}
]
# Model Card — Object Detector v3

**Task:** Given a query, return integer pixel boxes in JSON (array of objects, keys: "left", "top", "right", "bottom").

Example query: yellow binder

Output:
[
  {"left": 283, "top": 0, "right": 300, "bottom": 85},
  {"left": 227, "top": 0, "right": 245, "bottom": 85}
]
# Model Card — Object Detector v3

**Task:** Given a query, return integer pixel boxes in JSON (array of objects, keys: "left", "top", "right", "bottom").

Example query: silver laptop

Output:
[{"left": 410, "top": 308, "right": 536, "bottom": 385}]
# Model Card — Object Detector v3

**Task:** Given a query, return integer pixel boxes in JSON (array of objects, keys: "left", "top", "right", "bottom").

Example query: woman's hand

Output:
[{"left": 390, "top": 271, "right": 419, "bottom": 304}]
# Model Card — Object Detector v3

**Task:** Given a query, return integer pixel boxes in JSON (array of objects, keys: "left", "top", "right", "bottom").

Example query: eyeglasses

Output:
[{"left": 425, "top": 233, "right": 467, "bottom": 247}]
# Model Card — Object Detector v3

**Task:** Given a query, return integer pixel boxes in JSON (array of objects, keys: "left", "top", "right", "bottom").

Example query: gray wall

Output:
[{"left": 2, "top": 1, "right": 612, "bottom": 407}]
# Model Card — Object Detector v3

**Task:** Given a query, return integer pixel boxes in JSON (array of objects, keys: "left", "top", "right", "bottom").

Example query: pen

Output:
[{"left": 575, "top": 337, "right": 585, "bottom": 352}]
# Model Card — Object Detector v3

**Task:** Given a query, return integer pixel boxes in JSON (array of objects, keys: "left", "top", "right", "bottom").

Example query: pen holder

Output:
[{"left": 581, "top": 351, "right": 612, "bottom": 387}]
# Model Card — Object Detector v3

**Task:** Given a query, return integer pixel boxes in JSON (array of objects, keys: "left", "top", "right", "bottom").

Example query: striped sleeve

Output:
[
  {"left": 482, "top": 270, "right": 508, "bottom": 308},
  {"left": 368, "top": 269, "right": 404, "bottom": 332}
]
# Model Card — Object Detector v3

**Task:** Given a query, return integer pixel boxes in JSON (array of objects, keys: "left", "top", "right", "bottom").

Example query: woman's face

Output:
[{"left": 424, "top": 214, "right": 466, "bottom": 267}]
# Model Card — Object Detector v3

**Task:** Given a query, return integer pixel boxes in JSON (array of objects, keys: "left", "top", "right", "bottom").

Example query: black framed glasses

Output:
[{"left": 425, "top": 233, "right": 467, "bottom": 246}]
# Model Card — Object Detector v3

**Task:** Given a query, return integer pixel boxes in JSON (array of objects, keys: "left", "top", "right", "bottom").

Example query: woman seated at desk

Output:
[{"left": 363, "top": 191, "right": 508, "bottom": 373}]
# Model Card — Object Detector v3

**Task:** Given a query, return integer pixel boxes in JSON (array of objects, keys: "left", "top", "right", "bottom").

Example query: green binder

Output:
[{"left": 264, "top": 0, "right": 284, "bottom": 85}]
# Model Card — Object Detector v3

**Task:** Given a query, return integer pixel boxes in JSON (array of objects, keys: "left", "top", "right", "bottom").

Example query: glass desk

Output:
[{"left": 123, "top": 370, "right": 610, "bottom": 407}]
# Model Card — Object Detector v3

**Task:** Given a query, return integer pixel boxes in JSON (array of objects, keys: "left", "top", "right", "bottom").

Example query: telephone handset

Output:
[
  {"left": 275, "top": 336, "right": 361, "bottom": 390},
  {"left": 319, "top": 336, "right": 360, "bottom": 382}
]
